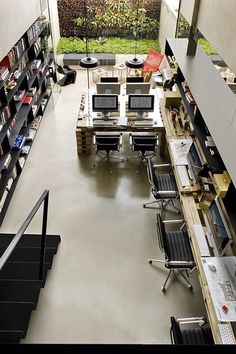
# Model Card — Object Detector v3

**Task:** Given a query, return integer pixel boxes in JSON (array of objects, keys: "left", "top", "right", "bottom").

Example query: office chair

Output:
[
  {"left": 143, "top": 157, "right": 180, "bottom": 214},
  {"left": 148, "top": 214, "right": 195, "bottom": 293},
  {"left": 56, "top": 64, "right": 77, "bottom": 86},
  {"left": 93, "top": 133, "right": 124, "bottom": 172},
  {"left": 126, "top": 133, "right": 158, "bottom": 172},
  {"left": 170, "top": 316, "right": 214, "bottom": 344}
]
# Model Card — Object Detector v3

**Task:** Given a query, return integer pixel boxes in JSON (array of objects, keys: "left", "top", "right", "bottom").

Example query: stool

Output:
[
  {"left": 92, "top": 68, "right": 108, "bottom": 83},
  {"left": 112, "top": 63, "right": 126, "bottom": 83}
]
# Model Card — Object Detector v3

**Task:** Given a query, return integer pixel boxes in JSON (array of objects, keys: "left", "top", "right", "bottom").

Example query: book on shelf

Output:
[
  {"left": 4, "top": 77, "right": 17, "bottom": 91},
  {"left": 26, "top": 128, "right": 36, "bottom": 142},
  {"left": 21, "top": 145, "right": 30, "bottom": 155},
  {"left": 6, "top": 177, "right": 14, "bottom": 191},
  {"left": 30, "top": 115, "right": 42, "bottom": 130},
  {"left": 23, "top": 95, "right": 32, "bottom": 105},
  {"left": 0, "top": 66, "right": 9, "bottom": 81},
  {"left": 0, "top": 105, "right": 11, "bottom": 125},
  {"left": 18, "top": 156, "right": 26, "bottom": 169},
  {"left": 31, "top": 59, "right": 41, "bottom": 70},
  {"left": 13, "top": 135, "right": 25, "bottom": 149},
  {"left": 3, "top": 153, "right": 12, "bottom": 170},
  {"left": 14, "top": 89, "right": 26, "bottom": 102},
  {"left": 0, "top": 189, "right": 8, "bottom": 212},
  {"left": 28, "top": 87, "right": 37, "bottom": 97}
]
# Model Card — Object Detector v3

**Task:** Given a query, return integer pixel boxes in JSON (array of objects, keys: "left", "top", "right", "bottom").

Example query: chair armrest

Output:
[
  {"left": 93, "top": 134, "right": 96, "bottom": 145},
  {"left": 163, "top": 219, "right": 185, "bottom": 224},
  {"left": 153, "top": 163, "right": 172, "bottom": 168},
  {"left": 167, "top": 260, "right": 195, "bottom": 267},
  {"left": 156, "top": 191, "right": 178, "bottom": 196},
  {"left": 176, "top": 317, "right": 207, "bottom": 326},
  {"left": 119, "top": 133, "right": 123, "bottom": 147}
]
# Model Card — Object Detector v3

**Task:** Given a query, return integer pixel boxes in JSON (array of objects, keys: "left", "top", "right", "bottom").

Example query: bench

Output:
[{"left": 63, "top": 53, "right": 116, "bottom": 66}]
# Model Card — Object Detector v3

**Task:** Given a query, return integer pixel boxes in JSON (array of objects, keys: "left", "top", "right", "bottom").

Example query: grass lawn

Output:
[{"left": 57, "top": 37, "right": 160, "bottom": 54}]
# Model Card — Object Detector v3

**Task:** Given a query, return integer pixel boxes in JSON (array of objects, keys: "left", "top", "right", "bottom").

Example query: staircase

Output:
[{"left": 0, "top": 191, "right": 61, "bottom": 343}]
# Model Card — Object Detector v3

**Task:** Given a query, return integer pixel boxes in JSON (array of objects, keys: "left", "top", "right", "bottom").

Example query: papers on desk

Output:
[
  {"left": 169, "top": 138, "right": 193, "bottom": 165},
  {"left": 133, "top": 119, "right": 153, "bottom": 126},
  {"left": 201, "top": 256, "right": 236, "bottom": 322}
]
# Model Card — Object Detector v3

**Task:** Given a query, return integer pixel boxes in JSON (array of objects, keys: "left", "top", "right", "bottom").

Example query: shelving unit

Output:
[{"left": 0, "top": 17, "right": 54, "bottom": 226}]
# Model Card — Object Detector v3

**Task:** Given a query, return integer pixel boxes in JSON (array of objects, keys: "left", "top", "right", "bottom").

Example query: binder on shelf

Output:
[{"left": 13, "top": 135, "right": 26, "bottom": 149}]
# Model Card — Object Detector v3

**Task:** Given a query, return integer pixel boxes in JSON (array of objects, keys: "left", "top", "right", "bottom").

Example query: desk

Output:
[
  {"left": 76, "top": 90, "right": 165, "bottom": 156},
  {"left": 160, "top": 95, "right": 236, "bottom": 344}
]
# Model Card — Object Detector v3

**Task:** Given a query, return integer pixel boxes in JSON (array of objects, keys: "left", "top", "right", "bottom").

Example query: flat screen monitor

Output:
[
  {"left": 92, "top": 94, "right": 119, "bottom": 117},
  {"left": 205, "top": 198, "right": 232, "bottom": 256},
  {"left": 96, "top": 82, "right": 121, "bottom": 95},
  {"left": 100, "top": 77, "right": 118, "bottom": 82},
  {"left": 187, "top": 142, "right": 204, "bottom": 183},
  {"left": 126, "top": 83, "right": 150, "bottom": 95},
  {"left": 128, "top": 94, "right": 154, "bottom": 118},
  {"left": 126, "top": 76, "right": 144, "bottom": 83}
]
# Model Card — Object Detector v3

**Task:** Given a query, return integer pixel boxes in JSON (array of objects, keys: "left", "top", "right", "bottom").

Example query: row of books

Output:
[
  {"left": 0, "top": 168, "right": 17, "bottom": 213},
  {"left": 0, "top": 37, "right": 27, "bottom": 71},
  {"left": 34, "top": 37, "right": 42, "bottom": 55},
  {"left": 0, "top": 66, "right": 9, "bottom": 81},
  {"left": 27, "top": 19, "right": 44, "bottom": 43},
  {"left": 0, "top": 105, "right": 11, "bottom": 129},
  {"left": 4, "top": 53, "right": 29, "bottom": 92}
]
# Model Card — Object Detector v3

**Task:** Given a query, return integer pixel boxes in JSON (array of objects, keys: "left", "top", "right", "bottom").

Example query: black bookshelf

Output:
[{"left": 0, "top": 17, "right": 53, "bottom": 226}]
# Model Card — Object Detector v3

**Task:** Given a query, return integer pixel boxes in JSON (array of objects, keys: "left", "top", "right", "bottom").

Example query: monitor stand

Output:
[{"left": 136, "top": 111, "right": 147, "bottom": 120}]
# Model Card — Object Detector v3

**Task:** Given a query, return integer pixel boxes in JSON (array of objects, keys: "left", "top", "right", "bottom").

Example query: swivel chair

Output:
[
  {"left": 148, "top": 214, "right": 195, "bottom": 293},
  {"left": 170, "top": 316, "right": 214, "bottom": 344},
  {"left": 143, "top": 157, "right": 180, "bottom": 214},
  {"left": 56, "top": 64, "right": 77, "bottom": 86},
  {"left": 93, "top": 133, "right": 124, "bottom": 172},
  {"left": 127, "top": 133, "right": 158, "bottom": 172}
]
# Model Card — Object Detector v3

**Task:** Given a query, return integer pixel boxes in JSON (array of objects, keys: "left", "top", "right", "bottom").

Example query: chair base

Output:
[
  {"left": 143, "top": 198, "right": 180, "bottom": 215},
  {"left": 93, "top": 152, "right": 124, "bottom": 172},
  {"left": 148, "top": 259, "right": 193, "bottom": 293},
  {"left": 126, "top": 152, "right": 156, "bottom": 172}
]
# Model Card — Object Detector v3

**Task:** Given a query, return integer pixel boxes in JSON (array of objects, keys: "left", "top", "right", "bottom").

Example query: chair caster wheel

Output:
[
  {"left": 93, "top": 163, "right": 97, "bottom": 167},
  {"left": 188, "top": 285, "right": 193, "bottom": 291},
  {"left": 161, "top": 287, "right": 166, "bottom": 293},
  {"left": 177, "top": 210, "right": 181, "bottom": 214},
  {"left": 148, "top": 260, "right": 152, "bottom": 264},
  {"left": 143, "top": 205, "right": 146, "bottom": 208}
]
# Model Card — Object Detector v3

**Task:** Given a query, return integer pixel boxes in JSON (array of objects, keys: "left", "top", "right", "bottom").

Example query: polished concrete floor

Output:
[{"left": 0, "top": 62, "right": 207, "bottom": 344}]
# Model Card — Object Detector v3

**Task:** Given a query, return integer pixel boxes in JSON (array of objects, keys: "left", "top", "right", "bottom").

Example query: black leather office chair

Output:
[
  {"left": 56, "top": 64, "right": 77, "bottom": 86},
  {"left": 170, "top": 316, "right": 214, "bottom": 344},
  {"left": 126, "top": 133, "right": 158, "bottom": 172},
  {"left": 93, "top": 133, "right": 124, "bottom": 172},
  {"left": 148, "top": 214, "right": 195, "bottom": 293},
  {"left": 143, "top": 157, "right": 180, "bottom": 214}
]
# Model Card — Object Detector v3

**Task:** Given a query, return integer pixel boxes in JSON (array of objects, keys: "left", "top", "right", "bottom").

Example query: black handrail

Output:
[{"left": 0, "top": 190, "right": 49, "bottom": 281}]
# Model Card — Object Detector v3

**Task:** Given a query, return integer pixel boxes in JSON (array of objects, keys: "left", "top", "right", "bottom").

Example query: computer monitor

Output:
[
  {"left": 92, "top": 94, "right": 119, "bottom": 118},
  {"left": 126, "top": 76, "right": 144, "bottom": 83},
  {"left": 126, "top": 83, "right": 150, "bottom": 95},
  {"left": 205, "top": 198, "right": 232, "bottom": 256},
  {"left": 96, "top": 82, "right": 121, "bottom": 95},
  {"left": 187, "top": 142, "right": 204, "bottom": 183},
  {"left": 100, "top": 77, "right": 118, "bottom": 82},
  {"left": 128, "top": 94, "right": 154, "bottom": 118}
]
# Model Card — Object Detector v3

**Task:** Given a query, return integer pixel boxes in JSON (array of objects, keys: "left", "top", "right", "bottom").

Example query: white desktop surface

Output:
[{"left": 201, "top": 256, "right": 236, "bottom": 322}]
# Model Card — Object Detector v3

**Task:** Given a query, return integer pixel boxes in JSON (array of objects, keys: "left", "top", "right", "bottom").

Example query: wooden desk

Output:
[
  {"left": 160, "top": 96, "right": 236, "bottom": 344},
  {"left": 76, "top": 90, "right": 166, "bottom": 156}
]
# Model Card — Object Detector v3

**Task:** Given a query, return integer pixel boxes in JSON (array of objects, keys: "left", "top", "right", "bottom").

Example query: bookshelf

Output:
[{"left": 0, "top": 17, "right": 54, "bottom": 225}]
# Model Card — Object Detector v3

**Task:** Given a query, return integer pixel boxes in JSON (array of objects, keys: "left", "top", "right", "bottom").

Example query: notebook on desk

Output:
[
  {"left": 169, "top": 138, "right": 193, "bottom": 165},
  {"left": 133, "top": 120, "right": 153, "bottom": 126},
  {"left": 93, "top": 119, "right": 117, "bottom": 126}
]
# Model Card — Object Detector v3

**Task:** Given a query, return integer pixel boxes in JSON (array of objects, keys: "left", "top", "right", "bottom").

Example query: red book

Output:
[{"left": 23, "top": 96, "right": 32, "bottom": 105}]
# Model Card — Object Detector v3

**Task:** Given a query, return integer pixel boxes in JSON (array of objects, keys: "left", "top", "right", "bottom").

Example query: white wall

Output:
[
  {"left": 48, "top": 0, "right": 60, "bottom": 50},
  {"left": 159, "top": 0, "right": 179, "bottom": 52},
  {"left": 180, "top": 0, "right": 195, "bottom": 23},
  {"left": 0, "top": 0, "right": 41, "bottom": 61},
  {"left": 181, "top": 0, "right": 236, "bottom": 74}
]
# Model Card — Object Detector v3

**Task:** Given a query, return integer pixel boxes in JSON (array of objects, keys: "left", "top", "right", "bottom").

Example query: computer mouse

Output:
[{"left": 207, "top": 262, "right": 216, "bottom": 272}]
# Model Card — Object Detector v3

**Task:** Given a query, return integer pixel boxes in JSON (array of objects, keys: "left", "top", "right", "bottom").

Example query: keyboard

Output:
[
  {"left": 133, "top": 120, "right": 153, "bottom": 126},
  {"left": 193, "top": 224, "right": 211, "bottom": 257},
  {"left": 93, "top": 119, "right": 116, "bottom": 126},
  {"left": 218, "top": 323, "right": 236, "bottom": 344}
]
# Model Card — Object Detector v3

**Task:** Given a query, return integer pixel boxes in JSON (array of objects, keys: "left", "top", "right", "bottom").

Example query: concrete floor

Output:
[{"left": 0, "top": 62, "right": 207, "bottom": 344}]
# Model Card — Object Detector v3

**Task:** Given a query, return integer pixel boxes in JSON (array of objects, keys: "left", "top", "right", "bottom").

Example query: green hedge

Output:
[
  {"left": 198, "top": 38, "right": 217, "bottom": 55},
  {"left": 57, "top": 37, "right": 160, "bottom": 54}
]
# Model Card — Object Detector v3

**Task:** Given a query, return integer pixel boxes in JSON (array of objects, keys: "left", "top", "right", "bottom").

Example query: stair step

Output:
[
  {"left": 0, "top": 279, "right": 42, "bottom": 309},
  {"left": 0, "top": 247, "right": 55, "bottom": 268},
  {"left": 0, "top": 330, "right": 23, "bottom": 344},
  {"left": 0, "top": 234, "right": 61, "bottom": 253},
  {"left": 0, "top": 262, "right": 49, "bottom": 285},
  {"left": 0, "top": 302, "right": 34, "bottom": 339}
]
